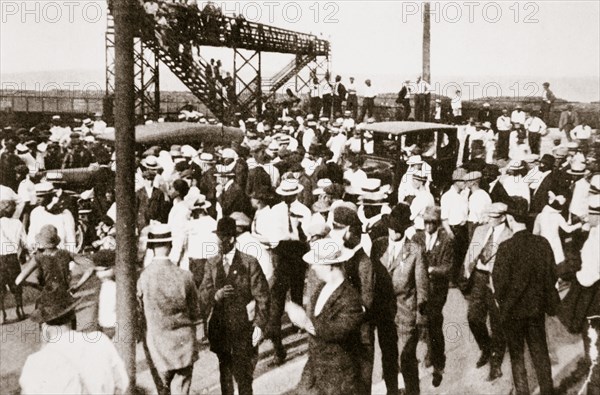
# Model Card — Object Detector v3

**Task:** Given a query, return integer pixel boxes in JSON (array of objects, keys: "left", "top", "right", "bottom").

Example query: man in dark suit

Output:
[
  {"left": 493, "top": 197, "right": 560, "bottom": 395},
  {"left": 137, "top": 224, "right": 201, "bottom": 395},
  {"left": 482, "top": 164, "right": 511, "bottom": 205},
  {"left": 529, "top": 154, "right": 557, "bottom": 220},
  {"left": 245, "top": 145, "right": 273, "bottom": 197},
  {"left": 199, "top": 217, "right": 270, "bottom": 395},
  {"left": 412, "top": 206, "right": 453, "bottom": 387},
  {"left": 215, "top": 163, "right": 252, "bottom": 218},
  {"left": 371, "top": 203, "right": 428, "bottom": 395},
  {"left": 136, "top": 156, "right": 171, "bottom": 232},
  {"left": 336, "top": 207, "right": 398, "bottom": 394},
  {"left": 478, "top": 103, "right": 494, "bottom": 128},
  {"left": 396, "top": 80, "right": 411, "bottom": 121}
]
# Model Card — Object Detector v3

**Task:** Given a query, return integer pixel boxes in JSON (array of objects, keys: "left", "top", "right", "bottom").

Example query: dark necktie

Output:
[
  {"left": 480, "top": 231, "right": 495, "bottom": 267},
  {"left": 287, "top": 204, "right": 293, "bottom": 233}
]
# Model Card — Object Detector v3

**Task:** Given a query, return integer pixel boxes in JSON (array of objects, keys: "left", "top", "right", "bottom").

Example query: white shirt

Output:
[
  {"left": 93, "top": 120, "right": 107, "bottom": 134},
  {"left": 533, "top": 205, "right": 579, "bottom": 264},
  {"left": 410, "top": 188, "right": 435, "bottom": 230},
  {"left": 576, "top": 226, "right": 600, "bottom": 287},
  {"left": 302, "top": 128, "right": 316, "bottom": 152},
  {"left": 424, "top": 230, "right": 438, "bottom": 252},
  {"left": 501, "top": 174, "right": 531, "bottom": 204},
  {"left": 347, "top": 82, "right": 357, "bottom": 95},
  {"left": 342, "top": 118, "right": 355, "bottom": 130},
  {"left": 524, "top": 117, "right": 547, "bottom": 133},
  {"left": 27, "top": 206, "right": 77, "bottom": 253},
  {"left": 468, "top": 189, "right": 492, "bottom": 224},
  {"left": 310, "top": 83, "right": 321, "bottom": 98},
  {"left": 440, "top": 186, "right": 469, "bottom": 226},
  {"left": 321, "top": 82, "right": 333, "bottom": 96},
  {"left": 496, "top": 115, "right": 512, "bottom": 131},
  {"left": 186, "top": 215, "right": 218, "bottom": 259},
  {"left": 19, "top": 330, "right": 129, "bottom": 395},
  {"left": 168, "top": 200, "right": 191, "bottom": 264},
  {"left": 327, "top": 134, "right": 347, "bottom": 163},
  {"left": 314, "top": 277, "right": 344, "bottom": 316},
  {"left": 98, "top": 279, "right": 117, "bottom": 328},
  {"left": 271, "top": 200, "right": 311, "bottom": 241},
  {"left": 569, "top": 178, "right": 590, "bottom": 219},
  {"left": 251, "top": 205, "right": 280, "bottom": 246},
  {"left": 385, "top": 236, "right": 406, "bottom": 271},
  {"left": 223, "top": 247, "right": 236, "bottom": 275},
  {"left": 237, "top": 231, "right": 274, "bottom": 283},
  {"left": 0, "top": 217, "right": 27, "bottom": 256},
  {"left": 0, "top": 184, "right": 18, "bottom": 202},
  {"left": 451, "top": 96, "right": 462, "bottom": 115},
  {"left": 511, "top": 110, "right": 526, "bottom": 125},
  {"left": 476, "top": 223, "right": 506, "bottom": 272},
  {"left": 362, "top": 84, "right": 375, "bottom": 98},
  {"left": 344, "top": 168, "right": 368, "bottom": 190}
]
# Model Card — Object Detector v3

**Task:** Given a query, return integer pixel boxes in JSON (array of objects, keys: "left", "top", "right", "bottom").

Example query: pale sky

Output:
[{"left": 1, "top": 1, "right": 599, "bottom": 101}]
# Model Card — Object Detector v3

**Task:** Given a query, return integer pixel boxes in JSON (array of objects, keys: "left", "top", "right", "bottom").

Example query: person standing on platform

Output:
[
  {"left": 412, "top": 206, "right": 454, "bottom": 387},
  {"left": 451, "top": 89, "right": 462, "bottom": 124},
  {"left": 493, "top": 197, "right": 560, "bottom": 395},
  {"left": 524, "top": 109, "right": 547, "bottom": 155},
  {"left": 414, "top": 76, "right": 431, "bottom": 122},
  {"left": 496, "top": 109, "right": 512, "bottom": 160},
  {"left": 137, "top": 224, "right": 201, "bottom": 395},
  {"left": 541, "top": 82, "right": 556, "bottom": 123},
  {"left": 332, "top": 75, "right": 346, "bottom": 118},
  {"left": 199, "top": 217, "right": 270, "bottom": 395},
  {"left": 359, "top": 79, "right": 376, "bottom": 122},
  {"left": 346, "top": 77, "right": 359, "bottom": 119},
  {"left": 462, "top": 203, "right": 512, "bottom": 382}
]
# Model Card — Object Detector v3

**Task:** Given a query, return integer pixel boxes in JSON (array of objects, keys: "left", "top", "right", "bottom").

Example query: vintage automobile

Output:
[{"left": 355, "top": 121, "right": 460, "bottom": 201}]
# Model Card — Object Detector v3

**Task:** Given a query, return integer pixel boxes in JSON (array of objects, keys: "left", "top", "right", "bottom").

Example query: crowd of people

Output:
[{"left": 1, "top": 96, "right": 599, "bottom": 395}]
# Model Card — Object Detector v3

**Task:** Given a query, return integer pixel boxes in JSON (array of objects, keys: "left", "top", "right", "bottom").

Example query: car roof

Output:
[
  {"left": 96, "top": 122, "right": 244, "bottom": 145},
  {"left": 357, "top": 121, "right": 456, "bottom": 135}
]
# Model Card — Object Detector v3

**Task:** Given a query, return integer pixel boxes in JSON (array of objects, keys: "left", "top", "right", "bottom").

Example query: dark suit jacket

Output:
[
  {"left": 199, "top": 167, "right": 217, "bottom": 201},
  {"left": 371, "top": 237, "right": 428, "bottom": 328},
  {"left": 219, "top": 182, "right": 251, "bottom": 217},
  {"left": 478, "top": 109, "right": 494, "bottom": 125},
  {"left": 135, "top": 187, "right": 171, "bottom": 231},
  {"left": 530, "top": 172, "right": 555, "bottom": 215},
  {"left": 199, "top": 250, "right": 270, "bottom": 354},
  {"left": 488, "top": 180, "right": 512, "bottom": 205},
  {"left": 299, "top": 280, "right": 364, "bottom": 395},
  {"left": 412, "top": 229, "right": 454, "bottom": 282},
  {"left": 245, "top": 166, "right": 272, "bottom": 197},
  {"left": 492, "top": 230, "right": 560, "bottom": 322}
]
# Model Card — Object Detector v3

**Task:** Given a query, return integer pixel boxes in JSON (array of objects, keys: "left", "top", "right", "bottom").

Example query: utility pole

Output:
[
  {"left": 113, "top": 0, "right": 138, "bottom": 386},
  {"left": 423, "top": 1, "right": 431, "bottom": 83}
]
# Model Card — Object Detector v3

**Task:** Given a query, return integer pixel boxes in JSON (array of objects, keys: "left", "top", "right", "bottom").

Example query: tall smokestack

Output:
[{"left": 423, "top": 1, "right": 431, "bottom": 82}]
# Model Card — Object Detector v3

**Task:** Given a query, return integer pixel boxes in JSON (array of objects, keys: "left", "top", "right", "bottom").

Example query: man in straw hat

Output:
[
  {"left": 466, "top": 171, "right": 492, "bottom": 239},
  {"left": 371, "top": 203, "right": 428, "bottom": 395},
  {"left": 27, "top": 182, "right": 77, "bottom": 253},
  {"left": 267, "top": 178, "right": 311, "bottom": 365},
  {"left": 136, "top": 155, "right": 171, "bottom": 232},
  {"left": 19, "top": 286, "right": 128, "bottom": 394},
  {"left": 333, "top": 206, "right": 399, "bottom": 394},
  {"left": 199, "top": 217, "right": 270, "bottom": 395},
  {"left": 461, "top": 202, "right": 512, "bottom": 381},
  {"left": 137, "top": 224, "right": 201, "bottom": 395},
  {"left": 492, "top": 197, "right": 560, "bottom": 394},
  {"left": 409, "top": 169, "right": 435, "bottom": 231},
  {"left": 289, "top": 237, "right": 365, "bottom": 394},
  {"left": 185, "top": 194, "right": 217, "bottom": 287}
]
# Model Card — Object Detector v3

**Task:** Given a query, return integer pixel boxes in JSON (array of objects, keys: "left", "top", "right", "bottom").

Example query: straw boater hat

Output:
[
  {"left": 313, "top": 178, "right": 333, "bottom": 195},
  {"left": 523, "top": 154, "right": 540, "bottom": 165},
  {"left": 464, "top": 171, "right": 482, "bottom": 182},
  {"left": 35, "top": 182, "right": 55, "bottom": 196},
  {"left": 359, "top": 178, "right": 391, "bottom": 195},
  {"left": 30, "top": 287, "right": 81, "bottom": 324},
  {"left": 413, "top": 169, "right": 429, "bottom": 182},
  {"left": 452, "top": 168, "right": 468, "bottom": 182},
  {"left": 214, "top": 161, "right": 236, "bottom": 177},
  {"left": 169, "top": 145, "right": 183, "bottom": 158},
  {"left": 507, "top": 160, "right": 525, "bottom": 172},
  {"left": 230, "top": 212, "right": 252, "bottom": 229},
  {"left": 35, "top": 225, "right": 61, "bottom": 249},
  {"left": 276, "top": 179, "right": 304, "bottom": 196},
  {"left": 567, "top": 158, "right": 589, "bottom": 176},
  {"left": 589, "top": 175, "right": 600, "bottom": 196},
  {"left": 302, "top": 238, "right": 354, "bottom": 265},
  {"left": 220, "top": 148, "right": 238, "bottom": 161},
  {"left": 141, "top": 155, "right": 162, "bottom": 170},
  {"left": 198, "top": 153, "right": 216, "bottom": 164},
  {"left": 146, "top": 224, "right": 173, "bottom": 244},
  {"left": 192, "top": 194, "right": 212, "bottom": 210},
  {"left": 358, "top": 192, "right": 388, "bottom": 206},
  {"left": 16, "top": 144, "right": 30, "bottom": 154}
]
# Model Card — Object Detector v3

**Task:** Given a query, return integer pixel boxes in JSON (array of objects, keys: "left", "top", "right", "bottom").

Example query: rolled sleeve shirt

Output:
[
  {"left": 496, "top": 115, "right": 512, "bottom": 131},
  {"left": 468, "top": 189, "right": 492, "bottom": 224},
  {"left": 511, "top": 110, "right": 525, "bottom": 124},
  {"left": 441, "top": 186, "right": 469, "bottom": 226},
  {"left": 524, "top": 117, "right": 547, "bottom": 133}
]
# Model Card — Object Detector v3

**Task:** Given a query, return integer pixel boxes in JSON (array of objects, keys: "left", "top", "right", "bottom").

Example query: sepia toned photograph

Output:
[{"left": 1, "top": 1, "right": 599, "bottom": 394}]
